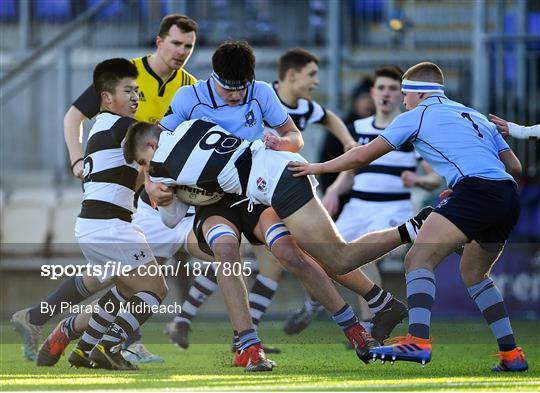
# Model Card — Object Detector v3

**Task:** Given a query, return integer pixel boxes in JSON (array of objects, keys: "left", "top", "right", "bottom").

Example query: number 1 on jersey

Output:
[{"left": 461, "top": 112, "right": 484, "bottom": 138}]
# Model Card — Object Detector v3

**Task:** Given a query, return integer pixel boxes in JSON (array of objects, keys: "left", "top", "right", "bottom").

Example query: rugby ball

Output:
[{"left": 174, "top": 185, "right": 223, "bottom": 206}]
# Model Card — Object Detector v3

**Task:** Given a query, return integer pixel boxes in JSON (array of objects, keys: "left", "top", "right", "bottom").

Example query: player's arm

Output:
[
  {"left": 289, "top": 136, "right": 392, "bottom": 176},
  {"left": 64, "top": 85, "right": 100, "bottom": 178},
  {"left": 401, "top": 160, "right": 442, "bottom": 191},
  {"left": 144, "top": 168, "right": 174, "bottom": 207},
  {"left": 64, "top": 106, "right": 87, "bottom": 178},
  {"left": 499, "top": 150, "right": 522, "bottom": 178},
  {"left": 321, "top": 170, "right": 355, "bottom": 216},
  {"left": 266, "top": 116, "right": 304, "bottom": 152},
  {"left": 321, "top": 110, "right": 357, "bottom": 151}
]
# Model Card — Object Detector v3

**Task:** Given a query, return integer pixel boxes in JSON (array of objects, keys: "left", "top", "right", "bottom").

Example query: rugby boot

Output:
[
  {"left": 492, "top": 347, "right": 528, "bottom": 372},
  {"left": 37, "top": 318, "right": 72, "bottom": 366},
  {"left": 283, "top": 302, "right": 324, "bottom": 335},
  {"left": 369, "top": 334, "right": 432, "bottom": 367},
  {"left": 68, "top": 346, "right": 98, "bottom": 369},
  {"left": 344, "top": 323, "right": 379, "bottom": 364},
  {"left": 11, "top": 308, "right": 42, "bottom": 361},
  {"left": 164, "top": 320, "right": 191, "bottom": 350},
  {"left": 89, "top": 343, "right": 138, "bottom": 371},
  {"left": 370, "top": 298, "right": 408, "bottom": 343},
  {"left": 233, "top": 343, "right": 274, "bottom": 372},
  {"left": 122, "top": 343, "right": 164, "bottom": 364}
]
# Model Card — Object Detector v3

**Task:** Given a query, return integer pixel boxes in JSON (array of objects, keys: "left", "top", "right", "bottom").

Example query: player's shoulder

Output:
[
  {"left": 179, "top": 68, "right": 197, "bottom": 85},
  {"left": 252, "top": 80, "right": 275, "bottom": 96}
]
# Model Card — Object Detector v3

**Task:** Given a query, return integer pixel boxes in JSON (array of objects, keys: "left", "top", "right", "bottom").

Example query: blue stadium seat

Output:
[
  {"left": 528, "top": 12, "right": 540, "bottom": 50},
  {"left": 35, "top": 0, "right": 71, "bottom": 21},
  {"left": 0, "top": 0, "right": 17, "bottom": 22},
  {"left": 86, "top": 0, "right": 122, "bottom": 20}
]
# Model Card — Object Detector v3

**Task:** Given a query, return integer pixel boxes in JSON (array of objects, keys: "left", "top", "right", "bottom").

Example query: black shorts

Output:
[
  {"left": 434, "top": 177, "right": 520, "bottom": 245},
  {"left": 271, "top": 168, "right": 315, "bottom": 219},
  {"left": 193, "top": 194, "right": 267, "bottom": 256}
]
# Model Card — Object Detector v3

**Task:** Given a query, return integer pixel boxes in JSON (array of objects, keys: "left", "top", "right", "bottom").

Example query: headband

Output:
[
  {"left": 401, "top": 79, "right": 444, "bottom": 94},
  {"left": 211, "top": 71, "right": 251, "bottom": 91}
]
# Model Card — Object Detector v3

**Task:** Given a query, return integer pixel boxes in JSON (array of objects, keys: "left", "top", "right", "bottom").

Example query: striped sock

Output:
[
  {"left": 100, "top": 291, "right": 162, "bottom": 351},
  {"left": 363, "top": 284, "right": 393, "bottom": 315},
  {"left": 77, "top": 287, "right": 125, "bottom": 354},
  {"left": 61, "top": 315, "right": 82, "bottom": 341},
  {"left": 249, "top": 275, "right": 278, "bottom": 327},
  {"left": 174, "top": 268, "right": 218, "bottom": 325},
  {"left": 233, "top": 330, "right": 240, "bottom": 351},
  {"left": 468, "top": 278, "right": 516, "bottom": 352},
  {"left": 406, "top": 268, "right": 436, "bottom": 339},
  {"left": 237, "top": 329, "right": 261, "bottom": 351},
  {"left": 332, "top": 304, "right": 359, "bottom": 331}
]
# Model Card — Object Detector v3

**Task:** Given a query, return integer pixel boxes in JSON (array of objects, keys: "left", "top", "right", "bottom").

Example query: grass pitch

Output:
[{"left": 1, "top": 320, "right": 538, "bottom": 391}]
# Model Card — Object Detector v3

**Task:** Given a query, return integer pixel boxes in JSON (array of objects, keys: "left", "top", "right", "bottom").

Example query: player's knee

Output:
[{"left": 205, "top": 223, "right": 239, "bottom": 260}]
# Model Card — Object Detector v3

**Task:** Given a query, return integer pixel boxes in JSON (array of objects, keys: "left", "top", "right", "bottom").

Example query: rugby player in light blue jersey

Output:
[{"left": 289, "top": 62, "right": 528, "bottom": 372}]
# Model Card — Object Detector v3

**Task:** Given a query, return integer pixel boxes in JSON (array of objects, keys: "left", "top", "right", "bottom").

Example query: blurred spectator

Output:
[{"left": 318, "top": 77, "right": 375, "bottom": 194}]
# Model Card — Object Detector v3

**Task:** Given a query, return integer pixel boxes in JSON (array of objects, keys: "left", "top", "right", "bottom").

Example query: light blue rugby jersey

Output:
[
  {"left": 160, "top": 78, "right": 289, "bottom": 141},
  {"left": 380, "top": 95, "right": 513, "bottom": 188}
]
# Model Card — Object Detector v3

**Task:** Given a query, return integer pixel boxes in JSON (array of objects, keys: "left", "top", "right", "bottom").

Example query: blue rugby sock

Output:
[
  {"left": 406, "top": 268, "right": 435, "bottom": 339},
  {"left": 332, "top": 304, "right": 359, "bottom": 331},
  {"left": 237, "top": 329, "right": 261, "bottom": 351},
  {"left": 468, "top": 278, "right": 516, "bottom": 352}
]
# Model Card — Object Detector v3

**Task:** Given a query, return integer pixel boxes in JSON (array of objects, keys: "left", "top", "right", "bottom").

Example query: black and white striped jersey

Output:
[
  {"left": 79, "top": 111, "right": 138, "bottom": 222},
  {"left": 272, "top": 81, "right": 326, "bottom": 131},
  {"left": 350, "top": 115, "right": 421, "bottom": 202},
  {"left": 149, "top": 119, "right": 254, "bottom": 196}
]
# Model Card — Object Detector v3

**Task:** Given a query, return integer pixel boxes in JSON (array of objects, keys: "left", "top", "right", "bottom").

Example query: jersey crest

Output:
[{"left": 245, "top": 110, "right": 257, "bottom": 127}]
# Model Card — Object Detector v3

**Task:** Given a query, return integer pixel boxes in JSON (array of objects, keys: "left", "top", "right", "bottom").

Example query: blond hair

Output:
[{"left": 403, "top": 62, "right": 444, "bottom": 84}]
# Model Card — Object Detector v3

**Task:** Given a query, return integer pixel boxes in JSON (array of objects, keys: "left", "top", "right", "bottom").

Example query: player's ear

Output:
[
  {"left": 286, "top": 68, "right": 296, "bottom": 82},
  {"left": 101, "top": 91, "right": 113, "bottom": 105},
  {"left": 155, "top": 35, "right": 163, "bottom": 49}
]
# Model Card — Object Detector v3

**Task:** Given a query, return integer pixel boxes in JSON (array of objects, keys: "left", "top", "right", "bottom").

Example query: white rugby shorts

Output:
[
  {"left": 75, "top": 217, "right": 155, "bottom": 283},
  {"left": 336, "top": 199, "right": 412, "bottom": 241},
  {"left": 133, "top": 198, "right": 194, "bottom": 259}
]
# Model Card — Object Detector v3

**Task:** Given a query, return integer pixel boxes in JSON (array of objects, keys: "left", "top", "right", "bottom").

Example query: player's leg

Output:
[
  {"left": 11, "top": 274, "right": 104, "bottom": 361},
  {"left": 67, "top": 218, "right": 166, "bottom": 370},
  {"left": 369, "top": 212, "right": 467, "bottom": 365},
  {"left": 201, "top": 214, "right": 273, "bottom": 372},
  {"left": 86, "top": 259, "right": 168, "bottom": 371},
  {"left": 461, "top": 242, "right": 527, "bottom": 371},
  {"left": 283, "top": 197, "right": 427, "bottom": 274},
  {"left": 339, "top": 200, "right": 410, "bottom": 341},
  {"left": 254, "top": 208, "right": 378, "bottom": 362}
]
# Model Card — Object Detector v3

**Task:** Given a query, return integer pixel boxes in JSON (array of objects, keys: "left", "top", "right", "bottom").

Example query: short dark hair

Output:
[
  {"left": 212, "top": 40, "right": 255, "bottom": 84},
  {"left": 123, "top": 121, "right": 161, "bottom": 164},
  {"left": 374, "top": 65, "right": 403, "bottom": 82},
  {"left": 158, "top": 14, "right": 198, "bottom": 38},
  {"left": 278, "top": 48, "right": 319, "bottom": 81},
  {"left": 403, "top": 62, "right": 444, "bottom": 84},
  {"left": 93, "top": 58, "right": 138, "bottom": 99}
]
